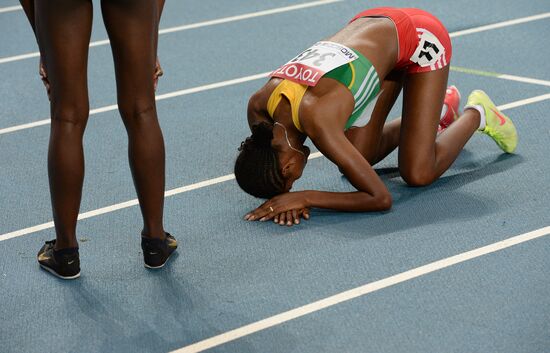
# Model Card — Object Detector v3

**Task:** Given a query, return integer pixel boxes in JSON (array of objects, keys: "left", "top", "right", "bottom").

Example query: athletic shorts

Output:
[{"left": 351, "top": 7, "right": 452, "bottom": 74}]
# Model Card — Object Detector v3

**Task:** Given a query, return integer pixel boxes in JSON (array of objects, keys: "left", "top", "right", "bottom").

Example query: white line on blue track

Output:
[
  {"left": 0, "top": 5, "right": 21, "bottom": 14},
  {"left": 0, "top": 0, "right": 343, "bottom": 64},
  {"left": 172, "top": 226, "right": 550, "bottom": 352},
  {"left": 0, "top": 92, "right": 549, "bottom": 243},
  {"left": 1, "top": 10, "right": 550, "bottom": 136}
]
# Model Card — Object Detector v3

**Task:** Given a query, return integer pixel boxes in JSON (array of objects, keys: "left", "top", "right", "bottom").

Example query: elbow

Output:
[{"left": 376, "top": 192, "right": 393, "bottom": 211}]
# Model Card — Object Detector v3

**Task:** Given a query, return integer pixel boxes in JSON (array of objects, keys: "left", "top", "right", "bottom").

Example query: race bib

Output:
[
  {"left": 410, "top": 29, "right": 445, "bottom": 68},
  {"left": 271, "top": 41, "right": 359, "bottom": 86}
]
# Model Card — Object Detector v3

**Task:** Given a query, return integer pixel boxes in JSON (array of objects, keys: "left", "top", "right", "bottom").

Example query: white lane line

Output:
[
  {"left": 0, "top": 0, "right": 342, "bottom": 65},
  {"left": 2, "top": 9, "right": 550, "bottom": 137},
  {"left": 0, "top": 5, "right": 21, "bottom": 14},
  {"left": 450, "top": 66, "right": 550, "bottom": 87},
  {"left": 0, "top": 91, "right": 548, "bottom": 243},
  {"left": 498, "top": 93, "right": 550, "bottom": 111},
  {"left": 498, "top": 74, "right": 550, "bottom": 88},
  {"left": 2, "top": 65, "right": 548, "bottom": 136},
  {"left": 450, "top": 12, "right": 550, "bottom": 38},
  {"left": 157, "top": 0, "right": 341, "bottom": 35},
  {"left": 0, "top": 152, "right": 323, "bottom": 242},
  {"left": 171, "top": 226, "right": 550, "bottom": 353},
  {"left": 0, "top": 72, "right": 271, "bottom": 135}
]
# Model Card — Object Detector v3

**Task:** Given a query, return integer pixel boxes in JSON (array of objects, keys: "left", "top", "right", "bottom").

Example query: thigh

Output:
[
  {"left": 345, "top": 70, "right": 405, "bottom": 162},
  {"left": 34, "top": 0, "right": 93, "bottom": 110},
  {"left": 398, "top": 65, "right": 449, "bottom": 171},
  {"left": 101, "top": 0, "right": 159, "bottom": 110}
]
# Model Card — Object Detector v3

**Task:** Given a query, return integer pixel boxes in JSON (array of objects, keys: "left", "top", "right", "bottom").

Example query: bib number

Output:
[
  {"left": 410, "top": 29, "right": 445, "bottom": 68},
  {"left": 271, "top": 41, "right": 358, "bottom": 86}
]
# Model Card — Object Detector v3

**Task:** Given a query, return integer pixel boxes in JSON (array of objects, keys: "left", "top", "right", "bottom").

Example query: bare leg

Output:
[
  {"left": 101, "top": 0, "right": 166, "bottom": 239},
  {"left": 153, "top": 0, "right": 165, "bottom": 89},
  {"left": 345, "top": 70, "right": 404, "bottom": 165},
  {"left": 19, "top": 0, "right": 36, "bottom": 31},
  {"left": 34, "top": 0, "right": 93, "bottom": 249},
  {"left": 398, "top": 66, "right": 480, "bottom": 186}
]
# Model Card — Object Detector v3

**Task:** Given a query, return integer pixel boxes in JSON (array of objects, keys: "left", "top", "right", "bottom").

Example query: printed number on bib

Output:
[
  {"left": 410, "top": 29, "right": 445, "bottom": 68},
  {"left": 271, "top": 41, "right": 358, "bottom": 86}
]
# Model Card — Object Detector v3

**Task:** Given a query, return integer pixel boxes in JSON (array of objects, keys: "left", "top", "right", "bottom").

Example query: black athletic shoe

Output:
[
  {"left": 141, "top": 232, "right": 178, "bottom": 269},
  {"left": 37, "top": 240, "right": 80, "bottom": 279}
]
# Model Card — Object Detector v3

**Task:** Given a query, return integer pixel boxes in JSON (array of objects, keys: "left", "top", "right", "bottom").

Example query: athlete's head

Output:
[{"left": 234, "top": 122, "right": 310, "bottom": 198}]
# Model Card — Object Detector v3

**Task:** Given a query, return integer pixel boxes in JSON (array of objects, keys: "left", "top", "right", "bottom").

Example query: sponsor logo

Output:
[
  {"left": 272, "top": 63, "right": 322, "bottom": 86},
  {"left": 491, "top": 108, "right": 507, "bottom": 126}
]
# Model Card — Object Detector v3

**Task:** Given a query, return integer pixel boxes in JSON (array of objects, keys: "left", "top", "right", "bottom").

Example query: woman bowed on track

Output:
[
  {"left": 20, "top": 0, "right": 177, "bottom": 279},
  {"left": 235, "top": 7, "right": 518, "bottom": 226}
]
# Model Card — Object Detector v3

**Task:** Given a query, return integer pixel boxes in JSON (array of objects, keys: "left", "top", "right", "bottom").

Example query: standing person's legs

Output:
[
  {"left": 101, "top": 0, "right": 166, "bottom": 239},
  {"left": 398, "top": 66, "right": 480, "bottom": 186},
  {"left": 153, "top": 0, "right": 165, "bottom": 90},
  {"left": 34, "top": 0, "right": 93, "bottom": 250}
]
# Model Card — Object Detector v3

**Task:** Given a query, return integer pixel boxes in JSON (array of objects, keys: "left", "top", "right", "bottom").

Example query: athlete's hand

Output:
[
  {"left": 273, "top": 208, "right": 310, "bottom": 226},
  {"left": 39, "top": 59, "right": 51, "bottom": 101},
  {"left": 153, "top": 56, "right": 163, "bottom": 91},
  {"left": 244, "top": 192, "right": 311, "bottom": 225}
]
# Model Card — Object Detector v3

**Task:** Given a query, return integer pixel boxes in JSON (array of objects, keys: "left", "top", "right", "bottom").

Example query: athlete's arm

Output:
[
  {"left": 247, "top": 90, "right": 272, "bottom": 130},
  {"left": 246, "top": 98, "right": 392, "bottom": 222},
  {"left": 300, "top": 96, "right": 392, "bottom": 211}
]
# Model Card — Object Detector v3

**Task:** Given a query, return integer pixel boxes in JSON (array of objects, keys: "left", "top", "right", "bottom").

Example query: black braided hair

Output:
[{"left": 234, "top": 122, "right": 285, "bottom": 199}]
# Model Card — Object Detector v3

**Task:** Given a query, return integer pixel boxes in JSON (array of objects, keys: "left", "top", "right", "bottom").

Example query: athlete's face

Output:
[{"left": 278, "top": 145, "right": 310, "bottom": 192}]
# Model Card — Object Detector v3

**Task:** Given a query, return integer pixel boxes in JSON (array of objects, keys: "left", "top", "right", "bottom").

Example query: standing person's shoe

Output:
[
  {"left": 141, "top": 233, "right": 178, "bottom": 269},
  {"left": 438, "top": 85, "right": 461, "bottom": 133},
  {"left": 37, "top": 240, "right": 80, "bottom": 279}
]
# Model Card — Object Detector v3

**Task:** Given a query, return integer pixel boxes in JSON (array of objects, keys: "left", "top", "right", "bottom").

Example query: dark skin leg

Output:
[
  {"left": 33, "top": 0, "right": 94, "bottom": 249},
  {"left": 153, "top": 0, "right": 165, "bottom": 89},
  {"left": 347, "top": 66, "right": 480, "bottom": 185},
  {"left": 399, "top": 66, "right": 479, "bottom": 185},
  {"left": 22, "top": 0, "right": 167, "bottom": 248},
  {"left": 360, "top": 66, "right": 480, "bottom": 185},
  {"left": 101, "top": 0, "right": 166, "bottom": 239},
  {"left": 19, "top": 0, "right": 36, "bottom": 31},
  {"left": 21, "top": 0, "right": 164, "bottom": 95}
]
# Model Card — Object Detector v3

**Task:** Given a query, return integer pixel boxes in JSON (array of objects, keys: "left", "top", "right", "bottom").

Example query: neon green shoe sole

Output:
[{"left": 466, "top": 90, "right": 518, "bottom": 153}]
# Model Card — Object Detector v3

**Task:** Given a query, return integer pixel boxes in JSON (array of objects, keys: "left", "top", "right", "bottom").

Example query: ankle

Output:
[
  {"left": 141, "top": 227, "right": 166, "bottom": 239},
  {"left": 464, "top": 105, "right": 485, "bottom": 130},
  {"left": 54, "top": 238, "right": 78, "bottom": 251}
]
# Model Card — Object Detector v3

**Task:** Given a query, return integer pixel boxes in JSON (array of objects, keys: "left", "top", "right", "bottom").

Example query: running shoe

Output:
[
  {"left": 37, "top": 240, "right": 80, "bottom": 279},
  {"left": 466, "top": 90, "right": 518, "bottom": 153},
  {"left": 141, "top": 232, "right": 178, "bottom": 269},
  {"left": 438, "top": 85, "right": 461, "bottom": 133}
]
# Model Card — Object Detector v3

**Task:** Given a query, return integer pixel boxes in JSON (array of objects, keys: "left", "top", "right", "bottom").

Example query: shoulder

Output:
[
  {"left": 247, "top": 81, "right": 280, "bottom": 128},
  {"left": 248, "top": 79, "right": 283, "bottom": 111},
  {"left": 299, "top": 83, "right": 354, "bottom": 137}
]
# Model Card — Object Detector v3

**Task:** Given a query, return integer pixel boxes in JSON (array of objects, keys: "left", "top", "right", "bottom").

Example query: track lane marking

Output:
[
  {"left": 0, "top": 0, "right": 342, "bottom": 64},
  {"left": 0, "top": 73, "right": 271, "bottom": 135},
  {"left": 0, "top": 94, "right": 548, "bottom": 242},
  {"left": 2, "top": 66, "right": 549, "bottom": 136},
  {"left": 449, "top": 12, "right": 550, "bottom": 38},
  {"left": 0, "top": 5, "right": 21, "bottom": 14},
  {"left": 1, "top": 8, "right": 548, "bottom": 65},
  {"left": 171, "top": 226, "right": 550, "bottom": 353},
  {"left": 450, "top": 66, "right": 550, "bottom": 87}
]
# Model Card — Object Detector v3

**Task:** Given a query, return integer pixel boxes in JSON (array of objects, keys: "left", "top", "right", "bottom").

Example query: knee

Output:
[
  {"left": 400, "top": 166, "right": 436, "bottom": 187},
  {"left": 118, "top": 99, "right": 157, "bottom": 128},
  {"left": 50, "top": 103, "right": 89, "bottom": 134},
  {"left": 377, "top": 192, "right": 393, "bottom": 211}
]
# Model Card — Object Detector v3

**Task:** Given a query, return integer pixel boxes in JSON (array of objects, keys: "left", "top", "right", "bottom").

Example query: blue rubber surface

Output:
[{"left": 0, "top": 1, "right": 549, "bottom": 352}]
